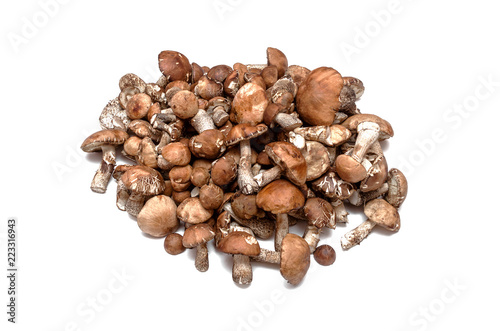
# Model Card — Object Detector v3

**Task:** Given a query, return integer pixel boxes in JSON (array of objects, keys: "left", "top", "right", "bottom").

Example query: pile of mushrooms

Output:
[{"left": 81, "top": 48, "right": 408, "bottom": 285}]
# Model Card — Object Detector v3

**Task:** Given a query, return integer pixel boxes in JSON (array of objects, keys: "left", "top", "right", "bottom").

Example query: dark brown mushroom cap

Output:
[
  {"left": 267, "top": 47, "right": 288, "bottom": 78},
  {"left": 313, "top": 245, "right": 336, "bottom": 266},
  {"left": 189, "top": 129, "right": 226, "bottom": 159},
  {"left": 217, "top": 231, "right": 260, "bottom": 256},
  {"left": 341, "top": 114, "right": 394, "bottom": 139},
  {"left": 231, "top": 192, "right": 265, "bottom": 220},
  {"left": 161, "top": 142, "right": 191, "bottom": 166},
  {"left": 232, "top": 83, "right": 269, "bottom": 125},
  {"left": 121, "top": 165, "right": 165, "bottom": 195},
  {"left": 335, "top": 154, "right": 367, "bottom": 183},
  {"left": 386, "top": 168, "right": 408, "bottom": 208},
  {"left": 296, "top": 67, "right": 344, "bottom": 126},
  {"left": 207, "top": 65, "right": 233, "bottom": 83},
  {"left": 263, "top": 103, "right": 286, "bottom": 126},
  {"left": 280, "top": 233, "right": 310, "bottom": 285},
  {"left": 81, "top": 129, "right": 129, "bottom": 152},
  {"left": 311, "top": 170, "right": 354, "bottom": 200},
  {"left": 177, "top": 197, "right": 214, "bottom": 224},
  {"left": 364, "top": 199, "right": 400, "bottom": 231},
  {"left": 137, "top": 195, "right": 178, "bottom": 237},
  {"left": 265, "top": 142, "right": 307, "bottom": 186},
  {"left": 158, "top": 50, "right": 192, "bottom": 82},
  {"left": 199, "top": 182, "right": 224, "bottom": 210},
  {"left": 170, "top": 90, "right": 199, "bottom": 119},
  {"left": 225, "top": 123, "right": 268, "bottom": 146},
  {"left": 182, "top": 223, "right": 215, "bottom": 248},
  {"left": 211, "top": 156, "right": 237, "bottom": 186},
  {"left": 303, "top": 198, "right": 335, "bottom": 228},
  {"left": 256, "top": 179, "right": 305, "bottom": 214}
]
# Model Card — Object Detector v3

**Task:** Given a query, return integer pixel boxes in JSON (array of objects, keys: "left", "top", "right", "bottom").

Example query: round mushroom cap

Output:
[
  {"left": 280, "top": 233, "right": 310, "bottom": 285},
  {"left": 158, "top": 50, "right": 192, "bottom": 82},
  {"left": 177, "top": 197, "right": 214, "bottom": 224},
  {"left": 126, "top": 93, "right": 152, "bottom": 120},
  {"left": 119, "top": 73, "right": 146, "bottom": 93},
  {"left": 296, "top": 67, "right": 344, "bottom": 126},
  {"left": 302, "top": 141, "right": 330, "bottom": 181},
  {"left": 225, "top": 123, "right": 268, "bottom": 147},
  {"left": 211, "top": 156, "right": 237, "bottom": 186},
  {"left": 386, "top": 168, "right": 408, "bottom": 208},
  {"left": 137, "top": 195, "right": 178, "bottom": 237},
  {"left": 256, "top": 179, "right": 305, "bottom": 214},
  {"left": 81, "top": 129, "right": 129, "bottom": 152},
  {"left": 121, "top": 165, "right": 165, "bottom": 195},
  {"left": 199, "top": 182, "right": 224, "bottom": 210},
  {"left": 313, "top": 245, "right": 336, "bottom": 266},
  {"left": 189, "top": 129, "right": 226, "bottom": 159},
  {"left": 182, "top": 223, "right": 215, "bottom": 248},
  {"left": 217, "top": 231, "right": 260, "bottom": 256},
  {"left": 170, "top": 90, "right": 198, "bottom": 119},
  {"left": 232, "top": 83, "right": 269, "bottom": 125},
  {"left": 341, "top": 114, "right": 394, "bottom": 139},
  {"left": 161, "top": 142, "right": 192, "bottom": 166},
  {"left": 335, "top": 154, "right": 367, "bottom": 183},
  {"left": 364, "top": 199, "right": 400, "bottom": 231},
  {"left": 123, "top": 136, "right": 142, "bottom": 157},
  {"left": 231, "top": 192, "right": 265, "bottom": 220},
  {"left": 303, "top": 198, "right": 335, "bottom": 228},
  {"left": 265, "top": 142, "right": 307, "bottom": 186},
  {"left": 164, "top": 233, "right": 185, "bottom": 255}
]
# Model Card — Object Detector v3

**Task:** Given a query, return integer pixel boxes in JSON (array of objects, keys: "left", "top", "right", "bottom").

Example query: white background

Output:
[{"left": 1, "top": 0, "right": 499, "bottom": 330}]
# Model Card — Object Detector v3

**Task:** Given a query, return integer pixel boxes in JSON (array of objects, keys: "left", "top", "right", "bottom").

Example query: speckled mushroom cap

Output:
[
  {"left": 81, "top": 129, "right": 129, "bottom": 152},
  {"left": 364, "top": 199, "right": 400, "bottom": 231},
  {"left": 119, "top": 73, "right": 146, "bottom": 93},
  {"left": 217, "top": 231, "right": 260, "bottom": 256},
  {"left": 386, "top": 168, "right": 408, "bottom": 208},
  {"left": 99, "top": 98, "right": 131, "bottom": 130},
  {"left": 343, "top": 76, "right": 365, "bottom": 100},
  {"left": 225, "top": 123, "right": 268, "bottom": 147},
  {"left": 182, "top": 223, "right": 215, "bottom": 248},
  {"left": 341, "top": 114, "right": 394, "bottom": 139},
  {"left": 280, "top": 233, "right": 310, "bottom": 285},
  {"left": 303, "top": 197, "right": 335, "bottom": 228},
  {"left": 177, "top": 197, "right": 214, "bottom": 224},
  {"left": 120, "top": 165, "right": 165, "bottom": 196},
  {"left": 256, "top": 179, "right": 305, "bottom": 214},
  {"left": 265, "top": 141, "right": 307, "bottom": 186}
]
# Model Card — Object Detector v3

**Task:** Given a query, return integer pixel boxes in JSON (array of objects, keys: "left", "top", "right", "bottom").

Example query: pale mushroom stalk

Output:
[
  {"left": 331, "top": 199, "right": 349, "bottom": 223},
  {"left": 303, "top": 225, "right": 322, "bottom": 254},
  {"left": 238, "top": 139, "right": 259, "bottom": 194},
  {"left": 252, "top": 248, "right": 281, "bottom": 264},
  {"left": 246, "top": 64, "right": 267, "bottom": 70},
  {"left": 254, "top": 165, "right": 282, "bottom": 188},
  {"left": 293, "top": 124, "right": 352, "bottom": 147},
  {"left": 229, "top": 224, "right": 255, "bottom": 285},
  {"left": 340, "top": 219, "right": 376, "bottom": 250},
  {"left": 126, "top": 193, "right": 145, "bottom": 217},
  {"left": 116, "top": 178, "right": 129, "bottom": 211},
  {"left": 195, "top": 242, "right": 209, "bottom": 272},
  {"left": 273, "top": 113, "right": 302, "bottom": 130},
  {"left": 275, "top": 213, "right": 289, "bottom": 252},
  {"left": 191, "top": 109, "right": 216, "bottom": 133},
  {"left": 91, "top": 145, "right": 117, "bottom": 194},
  {"left": 351, "top": 122, "right": 380, "bottom": 162},
  {"left": 211, "top": 106, "right": 230, "bottom": 127}
]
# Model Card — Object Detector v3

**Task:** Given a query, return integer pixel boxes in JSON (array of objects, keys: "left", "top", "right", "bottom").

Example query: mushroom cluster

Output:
[{"left": 81, "top": 47, "right": 408, "bottom": 285}]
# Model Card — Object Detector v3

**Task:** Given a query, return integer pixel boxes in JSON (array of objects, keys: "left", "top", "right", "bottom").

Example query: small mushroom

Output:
[
  {"left": 81, "top": 129, "right": 129, "bottom": 193},
  {"left": 169, "top": 165, "right": 193, "bottom": 192},
  {"left": 220, "top": 201, "right": 274, "bottom": 240},
  {"left": 266, "top": 47, "right": 288, "bottom": 78},
  {"left": 343, "top": 76, "right": 365, "bottom": 100},
  {"left": 120, "top": 166, "right": 166, "bottom": 216},
  {"left": 158, "top": 50, "right": 192, "bottom": 82},
  {"left": 199, "top": 182, "right": 224, "bottom": 210},
  {"left": 232, "top": 83, "right": 269, "bottom": 125},
  {"left": 170, "top": 90, "right": 199, "bottom": 120},
  {"left": 218, "top": 231, "right": 260, "bottom": 285},
  {"left": 341, "top": 199, "right": 400, "bottom": 250},
  {"left": 137, "top": 195, "right": 178, "bottom": 237},
  {"left": 164, "top": 233, "right": 185, "bottom": 255},
  {"left": 119, "top": 73, "right": 146, "bottom": 93},
  {"left": 386, "top": 168, "right": 408, "bottom": 208},
  {"left": 177, "top": 197, "right": 214, "bottom": 225},
  {"left": 113, "top": 164, "right": 133, "bottom": 211},
  {"left": 194, "top": 75, "right": 224, "bottom": 100},
  {"left": 303, "top": 197, "right": 336, "bottom": 253},
  {"left": 210, "top": 156, "right": 237, "bottom": 186},
  {"left": 182, "top": 223, "right": 215, "bottom": 272},
  {"left": 313, "top": 245, "right": 336, "bottom": 266},
  {"left": 126, "top": 93, "right": 152, "bottom": 120},
  {"left": 263, "top": 103, "right": 302, "bottom": 131}
]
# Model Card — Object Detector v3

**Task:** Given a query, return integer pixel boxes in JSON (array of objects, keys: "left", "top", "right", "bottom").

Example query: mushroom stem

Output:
[
  {"left": 116, "top": 178, "right": 129, "bottom": 211},
  {"left": 254, "top": 166, "right": 282, "bottom": 188},
  {"left": 211, "top": 106, "right": 229, "bottom": 127},
  {"left": 340, "top": 219, "right": 376, "bottom": 250},
  {"left": 155, "top": 132, "right": 171, "bottom": 153},
  {"left": 275, "top": 213, "right": 289, "bottom": 252},
  {"left": 233, "top": 254, "right": 252, "bottom": 285},
  {"left": 331, "top": 199, "right": 349, "bottom": 223},
  {"left": 303, "top": 225, "right": 322, "bottom": 254},
  {"left": 222, "top": 203, "right": 274, "bottom": 239},
  {"left": 246, "top": 64, "right": 267, "bottom": 70},
  {"left": 348, "top": 183, "right": 388, "bottom": 206},
  {"left": 91, "top": 145, "right": 116, "bottom": 194},
  {"left": 352, "top": 122, "right": 380, "bottom": 162},
  {"left": 274, "top": 112, "right": 302, "bottom": 131},
  {"left": 238, "top": 140, "right": 259, "bottom": 194},
  {"left": 252, "top": 248, "right": 280, "bottom": 264},
  {"left": 125, "top": 192, "right": 145, "bottom": 217},
  {"left": 195, "top": 242, "right": 209, "bottom": 272},
  {"left": 191, "top": 109, "right": 216, "bottom": 133}
]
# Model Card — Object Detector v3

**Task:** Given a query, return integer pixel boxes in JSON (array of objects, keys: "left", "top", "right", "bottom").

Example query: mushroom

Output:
[
  {"left": 158, "top": 50, "right": 192, "bottom": 82},
  {"left": 225, "top": 123, "right": 268, "bottom": 194},
  {"left": 119, "top": 73, "right": 146, "bottom": 93},
  {"left": 218, "top": 231, "right": 260, "bottom": 285},
  {"left": 120, "top": 165, "right": 166, "bottom": 217},
  {"left": 311, "top": 170, "right": 354, "bottom": 200},
  {"left": 113, "top": 164, "right": 133, "bottom": 211},
  {"left": 313, "top": 245, "right": 336, "bottom": 266},
  {"left": 206, "top": 97, "right": 231, "bottom": 126},
  {"left": 266, "top": 47, "right": 288, "bottom": 78},
  {"left": 232, "top": 83, "right": 269, "bottom": 125},
  {"left": 293, "top": 124, "right": 351, "bottom": 147},
  {"left": 136, "top": 137, "right": 158, "bottom": 168},
  {"left": 182, "top": 223, "right": 215, "bottom": 272},
  {"left": 210, "top": 156, "right": 237, "bottom": 186},
  {"left": 299, "top": 141, "right": 331, "bottom": 182},
  {"left": 220, "top": 199, "right": 274, "bottom": 240},
  {"left": 302, "top": 197, "right": 336, "bottom": 253},
  {"left": 170, "top": 90, "right": 199, "bottom": 120},
  {"left": 126, "top": 93, "right": 152, "bottom": 120},
  {"left": 343, "top": 76, "right": 365, "bottom": 100},
  {"left": 199, "top": 182, "right": 224, "bottom": 210},
  {"left": 137, "top": 195, "right": 178, "bottom": 237},
  {"left": 251, "top": 233, "right": 310, "bottom": 285},
  {"left": 256, "top": 179, "right": 305, "bottom": 251},
  {"left": 81, "top": 129, "right": 129, "bottom": 193},
  {"left": 386, "top": 168, "right": 408, "bottom": 208},
  {"left": 263, "top": 103, "right": 302, "bottom": 131},
  {"left": 177, "top": 197, "right": 214, "bottom": 225},
  {"left": 341, "top": 199, "right": 400, "bottom": 250},
  {"left": 99, "top": 97, "right": 130, "bottom": 131},
  {"left": 189, "top": 109, "right": 226, "bottom": 159},
  {"left": 164, "top": 233, "right": 185, "bottom": 255}
]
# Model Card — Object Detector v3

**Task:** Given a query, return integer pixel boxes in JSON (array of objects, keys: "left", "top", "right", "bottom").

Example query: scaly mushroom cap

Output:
[
  {"left": 177, "top": 197, "right": 214, "bottom": 224},
  {"left": 137, "top": 195, "right": 178, "bottom": 237},
  {"left": 121, "top": 165, "right": 165, "bottom": 195},
  {"left": 158, "top": 50, "right": 192, "bottom": 82},
  {"left": 296, "top": 67, "right": 344, "bottom": 126},
  {"left": 99, "top": 97, "right": 131, "bottom": 130},
  {"left": 265, "top": 141, "right": 307, "bottom": 186},
  {"left": 232, "top": 83, "right": 269, "bottom": 125},
  {"left": 81, "top": 129, "right": 129, "bottom": 152},
  {"left": 285, "top": 65, "right": 311, "bottom": 87},
  {"left": 335, "top": 154, "right": 367, "bottom": 183},
  {"left": 280, "top": 233, "right": 310, "bottom": 285},
  {"left": 343, "top": 76, "right": 365, "bottom": 100},
  {"left": 256, "top": 179, "right": 305, "bottom": 214},
  {"left": 217, "top": 231, "right": 260, "bottom": 256},
  {"left": 303, "top": 198, "right": 335, "bottom": 228},
  {"left": 386, "top": 168, "right": 408, "bottom": 208},
  {"left": 364, "top": 199, "right": 400, "bottom": 231},
  {"left": 119, "top": 73, "right": 146, "bottom": 93},
  {"left": 341, "top": 114, "right": 394, "bottom": 139},
  {"left": 225, "top": 123, "right": 268, "bottom": 147},
  {"left": 301, "top": 141, "right": 330, "bottom": 181},
  {"left": 182, "top": 223, "right": 215, "bottom": 248}
]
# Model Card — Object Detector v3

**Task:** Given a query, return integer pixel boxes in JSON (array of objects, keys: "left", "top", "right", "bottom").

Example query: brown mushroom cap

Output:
[
  {"left": 296, "top": 67, "right": 344, "bottom": 126},
  {"left": 256, "top": 179, "right": 305, "bottom": 214},
  {"left": 164, "top": 233, "right": 185, "bottom": 255},
  {"left": 199, "top": 182, "right": 224, "bottom": 210},
  {"left": 302, "top": 141, "right": 330, "bottom": 181},
  {"left": 364, "top": 199, "right": 400, "bottom": 231},
  {"left": 280, "top": 233, "right": 310, "bottom": 285},
  {"left": 313, "top": 245, "right": 336, "bottom": 266},
  {"left": 343, "top": 76, "right": 365, "bottom": 100},
  {"left": 303, "top": 198, "right": 335, "bottom": 228},
  {"left": 161, "top": 142, "right": 191, "bottom": 166},
  {"left": 182, "top": 223, "right": 215, "bottom": 248},
  {"left": 189, "top": 129, "right": 226, "bottom": 159},
  {"left": 386, "top": 168, "right": 408, "bottom": 208},
  {"left": 217, "top": 231, "right": 260, "bottom": 256},
  {"left": 207, "top": 65, "right": 233, "bottom": 83},
  {"left": 158, "top": 50, "right": 192, "bottom": 82},
  {"left": 231, "top": 192, "right": 265, "bottom": 220},
  {"left": 126, "top": 93, "right": 152, "bottom": 120},
  {"left": 211, "top": 156, "right": 237, "bottom": 186},
  {"left": 267, "top": 47, "right": 288, "bottom": 78},
  {"left": 285, "top": 65, "right": 311, "bottom": 87},
  {"left": 81, "top": 129, "right": 129, "bottom": 152},
  {"left": 225, "top": 123, "right": 268, "bottom": 147},
  {"left": 232, "top": 83, "right": 269, "bottom": 125},
  {"left": 341, "top": 114, "right": 394, "bottom": 139},
  {"left": 137, "top": 195, "right": 178, "bottom": 237},
  {"left": 335, "top": 154, "right": 367, "bottom": 183},
  {"left": 360, "top": 155, "right": 388, "bottom": 192},
  {"left": 170, "top": 90, "right": 199, "bottom": 119},
  {"left": 265, "top": 141, "right": 307, "bottom": 186},
  {"left": 177, "top": 197, "right": 214, "bottom": 224},
  {"left": 121, "top": 165, "right": 165, "bottom": 195},
  {"left": 169, "top": 165, "right": 193, "bottom": 192}
]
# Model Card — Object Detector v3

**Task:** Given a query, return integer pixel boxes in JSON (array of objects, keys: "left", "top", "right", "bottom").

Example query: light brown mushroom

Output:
[
  {"left": 137, "top": 195, "right": 178, "bottom": 237},
  {"left": 182, "top": 223, "right": 215, "bottom": 272},
  {"left": 218, "top": 231, "right": 260, "bottom": 285}
]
